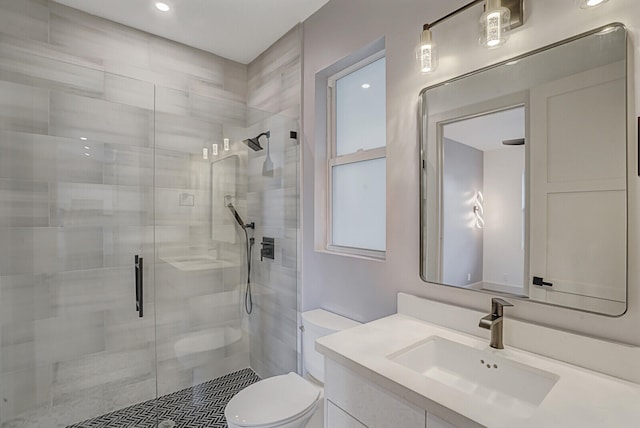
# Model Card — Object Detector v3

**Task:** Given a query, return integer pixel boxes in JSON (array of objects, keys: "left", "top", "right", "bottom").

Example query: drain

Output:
[{"left": 158, "top": 420, "right": 176, "bottom": 428}]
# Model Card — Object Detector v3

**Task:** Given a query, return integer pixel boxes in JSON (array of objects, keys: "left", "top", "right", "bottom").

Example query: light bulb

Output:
[
  {"left": 155, "top": 2, "right": 170, "bottom": 12},
  {"left": 416, "top": 28, "right": 438, "bottom": 73},
  {"left": 480, "top": 0, "right": 510, "bottom": 48},
  {"left": 576, "top": 0, "right": 608, "bottom": 7}
]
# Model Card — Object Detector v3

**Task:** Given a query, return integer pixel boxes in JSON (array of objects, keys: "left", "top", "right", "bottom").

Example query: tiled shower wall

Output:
[
  {"left": 245, "top": 26, "right": 302, "bottom": 379},
  {"left": 0, "top": 0, "right": 264, "bottom": 425}
]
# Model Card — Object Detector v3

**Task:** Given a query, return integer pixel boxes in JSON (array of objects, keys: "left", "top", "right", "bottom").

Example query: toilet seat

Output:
[{"left": 225, "top": 372, "right": 320, "bottom": 427}]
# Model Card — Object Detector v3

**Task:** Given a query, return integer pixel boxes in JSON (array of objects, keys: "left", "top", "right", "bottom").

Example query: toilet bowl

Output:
[{"left": 225, "top": 309, "right": 361, "bottom": 428}]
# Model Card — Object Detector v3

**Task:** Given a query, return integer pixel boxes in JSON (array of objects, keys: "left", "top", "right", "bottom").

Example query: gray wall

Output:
[
  {"left": 442, "top": 139, "right": 483, "bottom": 286},
  {"left": 301, "top": 0, "right": 640, "bottom": 346}
]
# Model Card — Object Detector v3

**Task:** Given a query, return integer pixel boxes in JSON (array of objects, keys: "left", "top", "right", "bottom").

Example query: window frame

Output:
[{"left": 326, "top": 50, "right": 387, "bottom": 259}]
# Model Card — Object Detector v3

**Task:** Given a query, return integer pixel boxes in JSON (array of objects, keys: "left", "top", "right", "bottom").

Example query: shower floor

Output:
[{"left": 66, "top": 368, "right": 260, "bottom": 428}]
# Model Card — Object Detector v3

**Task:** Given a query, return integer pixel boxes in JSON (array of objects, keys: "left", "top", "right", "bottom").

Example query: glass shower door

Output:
[{"left": 0, "top": 68, "right": 158, "bottom": 427}]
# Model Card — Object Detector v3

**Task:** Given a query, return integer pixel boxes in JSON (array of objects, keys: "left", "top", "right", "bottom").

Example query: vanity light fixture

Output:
[
  {"left": 202, "top": 147, "right": 209, "bottom": 160},
  {"left": 212, "top": 143, "right": 219, "bottom": 156},
  {"left": 223, "top": 138, "right": 230, "bottom": 151},
  {"left": 480, "top": 0, "right": 511, "bottom": 48},
  {"left": 576, "top": 0, "right": 609, "bottom": 8},
  {"left": 417, "top": 0, "right": 524, "bottom": 73},
  {"left": 416, "top": 27, "right": 438, "bottom": 73}
]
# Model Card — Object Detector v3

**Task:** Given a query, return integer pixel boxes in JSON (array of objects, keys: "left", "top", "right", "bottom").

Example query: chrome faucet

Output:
[{"left": 479, "top": 298, "right": 513, "bottom": 349}]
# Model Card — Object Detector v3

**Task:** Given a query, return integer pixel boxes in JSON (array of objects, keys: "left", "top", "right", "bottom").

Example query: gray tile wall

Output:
[
  {"left": 245, "top": 25, "right": 302, "bottom": 379},
  {"left": 0, "top": 0, "right": 256, "bottom": 426}
]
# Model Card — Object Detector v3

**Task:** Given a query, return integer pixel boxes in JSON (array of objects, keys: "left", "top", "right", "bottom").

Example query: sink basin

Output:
[{"left": 388, "top": 336, "right": 559, "bottom": 417}]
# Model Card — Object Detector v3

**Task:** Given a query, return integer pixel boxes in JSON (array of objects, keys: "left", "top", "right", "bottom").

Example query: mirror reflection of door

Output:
[{"left": 441, "top": 106, "right": 526, "bottom": 295}]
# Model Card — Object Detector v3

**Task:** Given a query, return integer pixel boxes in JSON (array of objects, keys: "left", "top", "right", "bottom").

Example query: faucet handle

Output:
[{"left": 491, "top": 298, "right": 513, "bottom": 316}]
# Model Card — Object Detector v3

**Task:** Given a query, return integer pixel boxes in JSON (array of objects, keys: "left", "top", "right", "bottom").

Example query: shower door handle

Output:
[{"left": 134, "top": 255, "right": 144, "bottom": 318}]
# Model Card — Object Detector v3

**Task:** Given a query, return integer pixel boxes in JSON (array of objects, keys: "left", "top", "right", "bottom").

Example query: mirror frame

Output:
[{"left": 419, "top": 23, "right": 629, "bottom": 316}]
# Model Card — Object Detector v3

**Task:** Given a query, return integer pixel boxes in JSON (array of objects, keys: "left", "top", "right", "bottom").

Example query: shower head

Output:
[
  {"left": 225, "top": 195, "right": 247, "bottom": 230},
  {"left": 242, "top": 131, "right": 271, "bottom": 151}
]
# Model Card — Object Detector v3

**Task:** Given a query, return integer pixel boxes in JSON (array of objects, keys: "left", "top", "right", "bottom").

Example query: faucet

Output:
[{"left": 479, "top": 298, "right": 513, "bottom": 349}]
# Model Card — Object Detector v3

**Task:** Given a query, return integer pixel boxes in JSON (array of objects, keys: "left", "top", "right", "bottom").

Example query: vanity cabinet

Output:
[{"left": 324, "top": 359, "right": 465, "bottom": 428}]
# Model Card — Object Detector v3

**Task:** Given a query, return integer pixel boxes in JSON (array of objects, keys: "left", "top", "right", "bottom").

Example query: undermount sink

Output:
[{"left": 388, "top": 336, "right": 559, "bottom": 417}]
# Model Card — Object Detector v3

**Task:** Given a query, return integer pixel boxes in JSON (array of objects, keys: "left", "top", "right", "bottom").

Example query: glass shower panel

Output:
[
  {"left": 153, "top": 87, "right": 251, "bottom": 397},
  {"left": 0, "top": 69, "right": 157, "bottom": 427},
  {"left": 244, "top": 112, "right": 300, "bottom": 379}
]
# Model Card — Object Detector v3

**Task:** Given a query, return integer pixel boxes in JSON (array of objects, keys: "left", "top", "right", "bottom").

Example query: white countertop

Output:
[{"left": 316, "top": 313, "right": 640, "bottom": 428}]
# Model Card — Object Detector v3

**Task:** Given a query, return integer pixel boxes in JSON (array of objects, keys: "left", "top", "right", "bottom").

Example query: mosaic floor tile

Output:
[{"left": 66, "top": 368, "right": 260, "bottom": 428}]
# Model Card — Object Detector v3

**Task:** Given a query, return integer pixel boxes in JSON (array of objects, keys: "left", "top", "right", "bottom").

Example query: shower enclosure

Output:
[{"left": 0, "top": 65, "right": 299, "bottom": 426}]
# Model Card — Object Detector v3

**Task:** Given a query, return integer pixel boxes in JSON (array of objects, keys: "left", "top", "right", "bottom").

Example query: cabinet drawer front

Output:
[
  {"left": 327, "top": 400, "right": 368, "bottom": 428},
  {"left": 325, "top": 360, "right": 426, "bottom": 428}
]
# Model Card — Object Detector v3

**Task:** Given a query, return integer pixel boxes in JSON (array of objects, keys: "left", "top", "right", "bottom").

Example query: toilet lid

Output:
[{"left": 225, "top": 372, "right": 320, "bottom": 427}]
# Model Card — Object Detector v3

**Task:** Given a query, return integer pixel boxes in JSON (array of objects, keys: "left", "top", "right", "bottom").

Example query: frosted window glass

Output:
[
  {"left": 332, "top": 158, "right": 386, "bottom": 251},
  {"left": 336, "top": 58, "right": 386, "bottom": 156}
]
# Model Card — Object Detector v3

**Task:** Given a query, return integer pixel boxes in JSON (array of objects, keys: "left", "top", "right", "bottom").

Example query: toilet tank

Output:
[{"left": 301, "top": 309, "right": 361, "bottom": 382}]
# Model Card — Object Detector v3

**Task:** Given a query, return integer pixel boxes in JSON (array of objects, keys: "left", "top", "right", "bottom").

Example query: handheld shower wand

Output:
[
  {"left": 225, "top": 195, "right": 254, "bottom": 230},
  {"left": 225, "top": 195, "right": 255, "bottom": 314}
]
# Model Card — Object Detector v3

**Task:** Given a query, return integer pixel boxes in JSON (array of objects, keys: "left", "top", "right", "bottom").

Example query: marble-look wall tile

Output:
[
  {"left": 0, "top": 34, "right": 106, "bottom": 98},
  {"left": 0, "top": 0, "right": 49, "bottom": 43},
  {"left": 49, "top": 183, "right": 147, "bottom": 228},
  {"left": 0, "top": 227, "right": 103, "bottom": 275},
  {"left": 49, "top": 3, "right": 150, "bottom": 72},
  {"left": 155, "top": 148, "right": 190, "bottom": 189},
  {"left": 0, "top": 364, "right": 52, "bottom": 422},
  {"left": 0, "top": 274, "right": 53, "bottom": 327},
  {"left": 247, "top": 25, "right": 302, "bottom": 119},
  {"left": 34, "top": 312, "right": 105, "bottom": 366},
  {"left": 0, "top": 179, "right": 49, "bottom": 227},
  {"left": 50, "top": 92, "right": 153, "bottom": 147},
  {"left": 0, "top": 80, "right": 49, "bottom": 134},
  {"left": 103, "top": 144, "right": 153, "bottom": 187},
  {"left": 0, "top": 132, "right": 105, "bottom": 185},
  {"left": 155, "top": 111, "right": 223, "bottom": 154}
]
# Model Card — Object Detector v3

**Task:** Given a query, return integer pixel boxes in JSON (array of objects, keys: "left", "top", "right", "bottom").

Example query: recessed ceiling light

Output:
[
  {"left": 361, "top": 83, "right": 371, "bottom": 89},
  {"left": 80, "top": 136, "right": 88, "bottom": 141},
  {"left": 84, "top": 145, "right": 90, "bottom": 150},
  {"left": 155, "top": 2, "right": 170, "bottom": 12},
  {"left": 85, "top": 153, "right": 91, "bottom": 157}
]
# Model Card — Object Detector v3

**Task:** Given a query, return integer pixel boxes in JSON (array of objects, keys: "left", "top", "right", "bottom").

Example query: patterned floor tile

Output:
[{"left": 66, "top": 368, "right": 260, "bottom": 428}]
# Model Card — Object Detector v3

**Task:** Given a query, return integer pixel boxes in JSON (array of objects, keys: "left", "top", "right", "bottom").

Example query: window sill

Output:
[{"left": 320, "top": 245, "right": 386, "bottom": 262}]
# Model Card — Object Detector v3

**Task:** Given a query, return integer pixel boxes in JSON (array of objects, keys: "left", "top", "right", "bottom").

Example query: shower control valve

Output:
[{"left": 260, "top": 237, "right": 275, "bottom": 261}]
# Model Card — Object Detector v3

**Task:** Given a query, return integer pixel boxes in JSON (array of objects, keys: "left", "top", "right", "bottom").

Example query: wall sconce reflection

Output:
[{"left": 474, "top": 191, "right": 485, "bottom": 229}]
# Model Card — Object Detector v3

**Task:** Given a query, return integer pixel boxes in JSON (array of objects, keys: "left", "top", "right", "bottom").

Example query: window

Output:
[{"left": 327, "top": 53, "right": 386, "bottom": 258}]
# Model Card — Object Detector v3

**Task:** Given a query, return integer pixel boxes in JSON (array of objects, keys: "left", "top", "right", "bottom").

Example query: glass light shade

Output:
[
  {"left": 479, "top": 0, "right": 511, "bottom": 48},
  {"left": 576, "top": 0, "right": 609, "bottom": 8},
  {"left": 416, "top": 29, "right": 438, "bottom": 73}
]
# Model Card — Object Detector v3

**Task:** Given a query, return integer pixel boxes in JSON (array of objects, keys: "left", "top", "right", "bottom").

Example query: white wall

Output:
[
  {"left": 302, "top": 0, "right": 640, "bottom": 345},
  {"left": 482, "top": 147, "right": 525, "bottom": 291}
]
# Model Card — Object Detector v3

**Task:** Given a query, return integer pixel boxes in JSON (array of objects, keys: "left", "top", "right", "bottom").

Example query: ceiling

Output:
[
  {"left": 443, "top": 107, "right": 525, "bottom": 152},
  {"left": 52, "top": 0, "right": 330, "bottom": 64}
]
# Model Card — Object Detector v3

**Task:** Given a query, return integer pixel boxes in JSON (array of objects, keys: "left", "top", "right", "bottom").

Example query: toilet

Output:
[{"left": 225, "top": 309, "right": 361, "bottom": 428}]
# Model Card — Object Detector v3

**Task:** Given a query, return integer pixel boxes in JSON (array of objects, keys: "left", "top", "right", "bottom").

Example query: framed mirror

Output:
[{"left": 420, "top": 24, "right": 628, "bottom": 316}]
